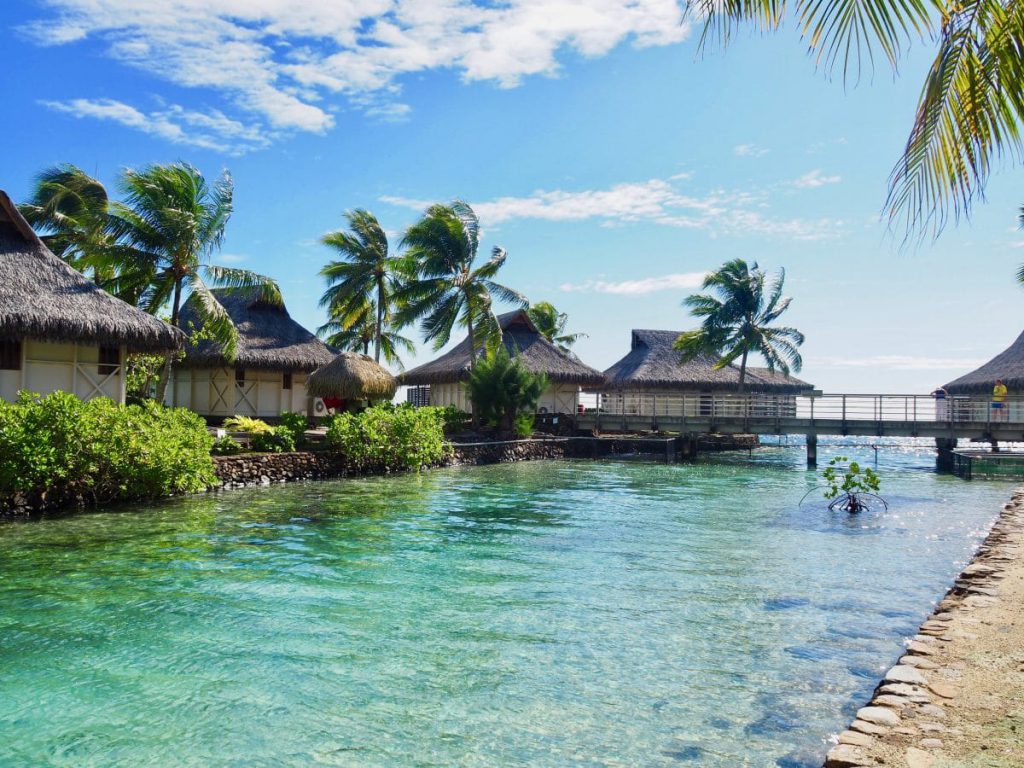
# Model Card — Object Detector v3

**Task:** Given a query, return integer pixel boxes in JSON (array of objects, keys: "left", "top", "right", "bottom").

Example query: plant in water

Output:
[{"left": 815, "top": 456, "right": 887, "bottom": 514}]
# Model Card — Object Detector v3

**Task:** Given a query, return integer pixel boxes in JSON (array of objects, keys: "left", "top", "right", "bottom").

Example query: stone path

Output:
[{"left": 825, "top": 490, "right": 1024, "bottom": 767}]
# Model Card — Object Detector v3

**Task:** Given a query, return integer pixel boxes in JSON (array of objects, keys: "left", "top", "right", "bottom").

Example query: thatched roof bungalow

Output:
[
  {"left": 307, "top": 352, "right": 397, "bottom": 405},
  {"left": 167, "top": 288, "right": 334, "bottom": 418},
  {"left": 603, "top": 329, "right": 813, "bottom": 416},
  {"left": 0, "top": 189, "right": 182, "bottom": 404},
  {"left": 943, "top": 330, "right": 1024, "bottom": 395},
  {"left": 400, "top": 309, "right": 605, "bottom": 413}
]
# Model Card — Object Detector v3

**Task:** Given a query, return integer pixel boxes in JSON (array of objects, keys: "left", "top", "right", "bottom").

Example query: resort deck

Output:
[{"left": 576, "top": 393, "right": 1024, "bottom": 465}]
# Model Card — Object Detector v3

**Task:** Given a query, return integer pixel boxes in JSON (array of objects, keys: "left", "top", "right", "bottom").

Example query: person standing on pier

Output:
[{"left": 993, "top": 379, "right": 1008, "bottom": 422}]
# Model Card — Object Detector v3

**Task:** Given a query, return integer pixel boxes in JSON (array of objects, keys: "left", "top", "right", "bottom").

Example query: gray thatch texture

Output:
[
  {"left": 307, "top": 352, "right": 397, "bottom": 400},
  {"left": 604, "top": 329, "right": 813, "bottom": 393},
  {"left": 0, "top": 190, "right": 183, "bottom": 353},
  {"left": 399, "top": 310, "right": 605, "bottom": 386},
  {"left": 179, "top": 288, "right": 334, "bottom": 371},
  {"left": 944, "top": 330, "right": 1024, "bottom": 394}
]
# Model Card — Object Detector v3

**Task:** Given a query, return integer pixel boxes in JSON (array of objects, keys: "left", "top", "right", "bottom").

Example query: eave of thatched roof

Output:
[
  {"left": 307, "top": 352, "right": 397, "bottom": 400},
  {"left": 179, "top": 288, "right": 334, "bottom": 372},
  {"left": 0, "top": 190, "right": 183, "bottom": 353},
  {"left": 943, "top": 329, "right": 1024, "bottom": 394},
  {"left": 603, "top": 329, "right": 814, "bottom": 393},
  {"left": 399, "top": 309, "right": 605, "bottom": 387}
]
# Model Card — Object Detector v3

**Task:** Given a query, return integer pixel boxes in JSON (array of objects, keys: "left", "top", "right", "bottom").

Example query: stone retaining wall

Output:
[{"left": 824, "top": 490, "right": 1024, "bottom": 768}]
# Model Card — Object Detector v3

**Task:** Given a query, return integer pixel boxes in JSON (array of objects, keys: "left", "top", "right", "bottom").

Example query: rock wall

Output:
[{"left": 449, "top": 439, "right": 569, "bottom": 465}]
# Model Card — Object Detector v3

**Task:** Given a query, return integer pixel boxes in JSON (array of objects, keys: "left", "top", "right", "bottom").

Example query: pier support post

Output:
[
  {"left": 679, "top": 433, "right": 699, "bottom": 462},
  {"left": 806, "top": 434, "right": 818, "bottom": 468},
  {"left": 935, "top": 437, "right": 956, "bottom": 472}
]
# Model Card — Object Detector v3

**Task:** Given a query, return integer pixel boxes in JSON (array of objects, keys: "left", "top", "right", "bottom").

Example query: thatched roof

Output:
[
  {"left": 179, "top": 288, "right": 334, "bottom": 372},
  {"left": 0, "top": 190, "right": 183, "bottom": 353},
  {"left": 603, "top": 329, "right": 814, "bottom": 393},
  {"left": 399, "top": 310, "right": 605, "bottom": 386},
  {"left": 944, "top": 330, "right": 1024, "bottom": 394},
  {"left": 307, "top": 352, "right": 397, "bottom": 400}
]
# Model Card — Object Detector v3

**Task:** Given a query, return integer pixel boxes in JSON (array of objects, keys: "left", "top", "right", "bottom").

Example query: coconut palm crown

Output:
[
  {"left": 318, "top": 209, "right": 409, "bottom": 365},
  {"left": 673, "top": 259, "right": 804, "bottom": 391},
  {"left": 107, "top": 162, "right": 281, "bottom": 397},
  {"left": 527, "top": 301, "right": 587, "bottom": 353},
  {"left": 398, "top": 200, "right": 527, "bottom": 370}
]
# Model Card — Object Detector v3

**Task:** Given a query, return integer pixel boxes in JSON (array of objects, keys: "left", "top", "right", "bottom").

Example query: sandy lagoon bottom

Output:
[{"left": 0, "top": 447, "right": 1013, "bottom": 767}]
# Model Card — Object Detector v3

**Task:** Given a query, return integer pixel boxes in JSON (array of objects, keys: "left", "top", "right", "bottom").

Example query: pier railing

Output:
[{"left": 578, "top": 392, "right": 1024, "bottom": 430}]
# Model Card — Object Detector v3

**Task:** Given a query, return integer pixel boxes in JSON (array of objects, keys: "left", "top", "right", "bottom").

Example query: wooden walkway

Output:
[{"left": 575, "top": 393, "right": 1024, "bottom": 466}]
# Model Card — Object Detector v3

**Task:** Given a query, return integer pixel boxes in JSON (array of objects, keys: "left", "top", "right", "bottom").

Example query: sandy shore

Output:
[{"left": 825, "top": 489, "right": 1024, "bottom": 767}]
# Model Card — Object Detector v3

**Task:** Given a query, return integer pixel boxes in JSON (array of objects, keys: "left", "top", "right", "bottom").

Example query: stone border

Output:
[{"left": 824, "top": 489, "right": 1024, "bottom": 767}]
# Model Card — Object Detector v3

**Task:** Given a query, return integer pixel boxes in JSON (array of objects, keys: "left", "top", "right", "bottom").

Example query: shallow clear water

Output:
[{"left": 0, "top": 445, "right": 1014, "bottom": 767}]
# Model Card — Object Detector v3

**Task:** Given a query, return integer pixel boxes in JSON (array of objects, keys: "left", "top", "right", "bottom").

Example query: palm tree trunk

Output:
[
  {"left": 154, "top": 278, "right": 183, "bottom": 404},
  {"left": 374, "top": 279, "right": 384, "bottom": 364},
  {"left": 464, "top": 291, "right": 480, "bottom": 428},
  {"left": 738, "top": 348, "right": 748, "bottom": 396}
]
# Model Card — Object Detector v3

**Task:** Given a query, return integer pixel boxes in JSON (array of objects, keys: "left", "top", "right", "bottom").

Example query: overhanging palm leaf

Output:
[{"left": 688, "top": 0, "right": 1023, "bottom": 235}]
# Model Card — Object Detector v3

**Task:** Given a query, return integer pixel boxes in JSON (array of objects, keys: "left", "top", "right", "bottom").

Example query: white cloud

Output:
[
  {"left": 23, "top": 0, "right": 690, "bottom": 148},
  {"left": 40, "top": 98, "right": 270, "bottom": 153},
  {"left": 817, "top": 355, "right": 985, "bottom": 371},
  {"left": 734, "top": 143, "right": 768, "bottom": 157},
  {"left": 560, "top": 272, "right": 707, "bottom": 294},
  {"left": 382, "top": 175, "right": 845, "bottom": 241},
  {"left": 790, "top": 169, "right": 841, "bottom": 189}
]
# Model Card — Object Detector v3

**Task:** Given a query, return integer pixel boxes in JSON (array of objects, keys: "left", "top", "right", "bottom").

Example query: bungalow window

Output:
[
  {"left": 235, "top": 368, "right": 246, "bottom": 385},
  {"left": 0, "top": 339, "right": 21, "bottom": 370},
  {"left": 282, "top": 372, "right": 292, "bottom": 390},
  {"left": 98, "top": 346, "right": 121, "bottom": 376}
]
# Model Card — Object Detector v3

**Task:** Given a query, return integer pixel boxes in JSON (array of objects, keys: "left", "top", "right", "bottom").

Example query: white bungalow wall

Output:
[
  {"left": 0, "top": 339, "right": 126, "bottom": 403},
  {"left": 168, "top": 368, "right": 310, "bottom": 418},
  {"left": 428, "top": 382, "right": 580, "bottom": 414}
]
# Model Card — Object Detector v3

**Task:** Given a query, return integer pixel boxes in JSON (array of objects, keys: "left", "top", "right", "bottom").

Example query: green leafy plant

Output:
[
  {"left": 222, "top": 415, "right": 274, "bottom": 435},
  {"left": 439, "top": 406, "right": 471, "bottom": 435},
  {"left": 277, "top": 411, "right": 308, "bottom": 447},
  {"left": 464, "top": 346, "right": 547, "bottom": 437},
  {"left": 211, "top": 435, "right": 244, "bottom": 455},
  {"left": 326, "top": 403, "right": 450, "bottom": 472},
  {"left": 250, "top": 426, "right": 296, "bottom": 453},
  {"left": 514, "top": 413, "right": 535, "bottom": 438},
  {"left": 0, "top": 391, "right": 216, "bottom": 513},
  {"left": 817, "top": 456, "right": 886, "bottom": 513}
]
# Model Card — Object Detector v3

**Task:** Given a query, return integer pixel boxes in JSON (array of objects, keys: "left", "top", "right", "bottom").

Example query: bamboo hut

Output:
[
  {"left": 307, "top": 351, "right": 397, "bottom": 410},
  {"left": 0, "top": 189, "right": 183, "bottom": 404},
  {"left": 168, "top": 288, "right": 334, "bottom": 418},
  {"left": 603, "top": 329, "right": 813, "bottom": 415},
  {"left": 942, "top": 330, "right": 1024, "bottom": 420},
  {"left": 399, "top": 309, "right": 605, "bottom": 413}
]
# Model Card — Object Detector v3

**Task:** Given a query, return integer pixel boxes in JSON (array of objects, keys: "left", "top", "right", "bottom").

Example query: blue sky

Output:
[{"left": 2, "top": 0, "right": 1022, "bottom": 394}]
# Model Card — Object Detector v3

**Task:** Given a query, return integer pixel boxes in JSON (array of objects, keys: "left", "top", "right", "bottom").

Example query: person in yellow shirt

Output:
[{"left": 992, "top": 379, "right": 1008, "bottom": 421}]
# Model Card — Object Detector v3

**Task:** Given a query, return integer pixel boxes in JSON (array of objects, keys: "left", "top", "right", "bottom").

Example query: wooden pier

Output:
[{"left": 575, "top": 392, "right": 1024, "bottom": 467}]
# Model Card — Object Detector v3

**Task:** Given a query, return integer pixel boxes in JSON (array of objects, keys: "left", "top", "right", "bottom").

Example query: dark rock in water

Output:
[
  {"left": 785, "top": 645, "right": 832, "bottom": 661},
  {"left": 763, "top": 596, "right": 812, "bottom": 611},
  {"left": 745, "top": 707, "right": 801, "bottom": 736},
  {"left": 776, "top": 749, "right": 822, "bottom": 768},
  {"left": 706, "top": 716, "right": 731, "bottom": 730},
  {"left": 848, "top": 664, "right": 882, "bottom": 680},
  {"left": 660, "top": 745, "right": 703, "bottom": 761}
]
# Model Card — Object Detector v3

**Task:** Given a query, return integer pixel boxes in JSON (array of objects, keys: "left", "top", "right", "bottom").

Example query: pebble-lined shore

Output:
[{"left": 824, "top": 489, "right": 1024, "bottom": 768}]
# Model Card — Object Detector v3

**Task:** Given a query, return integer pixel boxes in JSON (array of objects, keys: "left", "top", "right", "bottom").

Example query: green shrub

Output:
[
  {"left": 278, "top": 411, "right": 308, "bottom": 446},
  {"left": 223, "top": 415, "right": 274, "bottom": 434},
  {"left": 211, "top": 435, "right": 244, "bottom": 455},
  {"left": 0, "top": 391, "right": 216, "bottom": 512},
  {"left": 326, "top": 403, "right": 450, "bottom": 472},
  {"left": 250, "top": 426, "right": 296, "bottom": 453},
  {"left": 514, "top": 413, "right": 535, "bottom": 438},
  {"left": 439, "top": 406, "right": 471, "bottom": 434},
  {"left": 464, "top": 347, "right": 547, "bottom": 435}
]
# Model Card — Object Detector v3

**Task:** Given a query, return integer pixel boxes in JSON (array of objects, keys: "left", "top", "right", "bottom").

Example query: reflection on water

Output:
[{"left": 0, "top": 446, "right": 1013, "bottom": 767}]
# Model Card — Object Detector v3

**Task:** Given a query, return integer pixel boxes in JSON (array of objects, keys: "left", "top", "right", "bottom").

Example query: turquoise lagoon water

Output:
[{"left": 0, "top": 446, "right": 1014, "bottom": 767}]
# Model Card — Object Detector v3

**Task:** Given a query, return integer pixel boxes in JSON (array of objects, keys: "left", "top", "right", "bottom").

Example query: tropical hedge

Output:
[
  {"left": 326, "top": 403, "right": 450, "bottom": 472},
  {"left": 0, "top": 391, "right": 216, "bottom": 513}
]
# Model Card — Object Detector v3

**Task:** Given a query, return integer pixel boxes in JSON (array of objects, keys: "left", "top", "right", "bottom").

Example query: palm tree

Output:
[
  {"left": 399, "top": 201, "right": 527, "bottom": 369},
  {"left": 107, "top": 162, "right": 281, "bottom": 400},
  {"left": 527, "top": 301, "right": 587, "bottom": 353},
  {"left": 18, "top": 164, "right": 112, "bottom": 278},
  {"left": 690, "top": 0, "right": 1024, "bottom": 236},
  {"left": 317, "top": 301, "right": 415, "bottom": 368},
  {"left": 319, "top": 209, "right": 408, "bottom": 364},
  {"left": 673, "top": 259, "right": 804, "bottom": 391}
]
